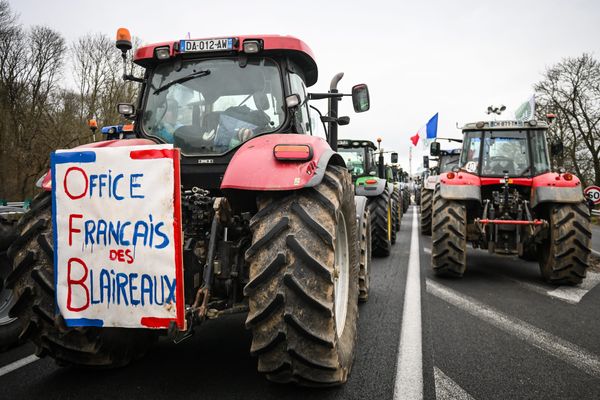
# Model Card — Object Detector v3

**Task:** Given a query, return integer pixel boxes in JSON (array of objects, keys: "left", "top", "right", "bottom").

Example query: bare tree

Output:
[{"left": 535, "top": 54, "right": 600, "bottom": 186}]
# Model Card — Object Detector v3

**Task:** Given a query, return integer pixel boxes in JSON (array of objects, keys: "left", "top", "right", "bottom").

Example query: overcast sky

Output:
[{"left": 9, "top": 0, "right": 600, "bottom": 172}]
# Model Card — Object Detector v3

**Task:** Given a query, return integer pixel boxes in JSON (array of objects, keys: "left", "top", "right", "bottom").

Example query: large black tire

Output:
[
  {"left": 390, "top": 193, "right": 397, "bottom": 246},
  {"left": 402, "top": 187, "right": 410, "bottom": 213},
  {"left": 358, "top": 207, "right": 371, "bottom": 302},
  {"left": 1, "top": 214, "right": 27, "bottom": 351},
  {"left": 244, "top": 165, "right": 359, "bottom": 386},
  {"left": 7, "top": 192, "right": 157, "bottom": 367},
  {"left": 538, "top": 202, "right": 591, "bottom": 285},
  {"left": 420, "top": 188, "right": 433, "bottom": 236},
  {"left": 414, "top": 188, "right": 421, "bottom": 206},
  {"left": 391, "top": 186, "right": 402, "bottom": 231},
  {"left": 368, "top": 189, "right": 392, "bottom": 257},
  {"left": 431, "top": 190, "right": 467, "bottom": 277}
]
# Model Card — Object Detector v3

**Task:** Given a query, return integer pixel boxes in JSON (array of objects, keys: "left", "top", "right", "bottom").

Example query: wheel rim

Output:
[{"left": 334, "top": 210, "right": 350, "bottom": 338}]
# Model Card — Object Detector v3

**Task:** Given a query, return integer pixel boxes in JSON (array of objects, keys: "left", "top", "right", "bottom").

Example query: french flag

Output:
[{"left": 410, "top": 113, "right": 438, "bottom": 146}]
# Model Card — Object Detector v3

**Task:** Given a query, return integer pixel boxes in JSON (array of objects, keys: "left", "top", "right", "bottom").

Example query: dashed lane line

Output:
[
  {"left": 434, "top": 366, "right": 476, "bottom": 400},
  {"left": 0, "top": 355, "right": 39, "bottom": 378},
  {"left": 393, "top": 207, "right": 423, "bottom": 400},
  {"left": 427, "top": 279, "right": 600, "bottom": 379}
]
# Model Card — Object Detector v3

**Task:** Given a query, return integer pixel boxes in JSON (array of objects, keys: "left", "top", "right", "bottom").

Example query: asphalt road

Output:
[{"left": 1, "top": 208, "right": 599, "bottom": 399}]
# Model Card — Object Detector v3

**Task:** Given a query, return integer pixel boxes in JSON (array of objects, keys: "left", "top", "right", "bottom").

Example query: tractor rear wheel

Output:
[
  {"left": 7, "top": 192, "right": 156, "bottom": 367},
  {"left": 358, "top": 206, "right": 372, "bottom": 302},
  {"left": 245, "top": 165, "right": 359, "bottom": 386},
  {"left": 420, "top": 188, "right": 433, "bottom": 236},
  {"left": 538, "top": 202, "right": 591, "bottom": 285},
  {"left": 368, "top": 189, "right": 392, "bottom": 257},
  {"left": 431, "top": 190, "right": 467, "bottom": 277}
]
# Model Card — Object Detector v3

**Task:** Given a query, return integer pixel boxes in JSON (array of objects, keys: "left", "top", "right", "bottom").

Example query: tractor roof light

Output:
[
  {"left": 154, "top": 46, "right": 171, "bottom": 60},
  {"left": 446, "top": 172, "right": 456, "bottom": 179},
  {"left": 243, "top": 40, "right": 261, "bottom": 53},
  {"left": 476, "top": 121, "right": 485, "bottom": 129},
  {"left": 365, "top": 179, "right": 377, "bottom": 184},
  {"left": 116, "top": 27, "right": 132, "bottom": 52},
  {"left": 528, "top": 119, "right": 538, "bottom": 127},
  {"left": 273, "top": 144, "right": 313, "bottom": 161},
  {"left": 563, "top": 172, "right": 573, "bottom": 181}
]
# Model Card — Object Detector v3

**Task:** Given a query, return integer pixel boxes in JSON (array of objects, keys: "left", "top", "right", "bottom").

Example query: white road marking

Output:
[
  {"left": 394, "top": 207, "right": 423, "bottom": 400},
  {"left": 434, "top": 366, "right": 475, "bottom": 400},
  {"left": 427, "top": 280, "right": 600, "bottom": 379},
  {"left": 0, "top": 355, "right": 39, "bottom": 377},
  {"left": 491, "top": 270, "right": 600, "bottom": 305},
  {"left": 592, "top": 249, "right": 600, "bottom": 257},
  {"left": 423, "top": 247, "right": 431, "bottom": 254}
]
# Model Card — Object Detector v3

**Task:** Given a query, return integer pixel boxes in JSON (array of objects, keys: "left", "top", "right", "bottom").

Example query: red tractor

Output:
[
  {"left": 431, "top": 118, "right": 592, "bottom": 284},
  {"left": 6, "top": 30, "right": 372, "bottom": 386}
]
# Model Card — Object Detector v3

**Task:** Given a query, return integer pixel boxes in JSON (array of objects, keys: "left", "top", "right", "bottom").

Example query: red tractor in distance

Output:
[
  {"left": 6, "top": 30, "right": 372, "bottom": 386},
  {"left": 431, "top": 118, "right": 592, "bottom": 285}
]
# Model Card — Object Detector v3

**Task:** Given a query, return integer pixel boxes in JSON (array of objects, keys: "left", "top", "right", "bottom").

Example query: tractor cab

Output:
[
  {"left": 115, "top": 32, "right": 369, "bottom": 191},
  {"left": 337, "top": 139, "right": 378, "bottom": 178},
  {"left": 458, "top": 120, "right": 552, "bottom": 178}
]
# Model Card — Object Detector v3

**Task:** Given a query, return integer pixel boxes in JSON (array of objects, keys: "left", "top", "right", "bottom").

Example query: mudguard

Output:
[
  {"left": 355, "top": 177, "right": 387, "bottom": 197},
  {"left": 39, "top": 139, "right": 156, "bottom": 191},
  {"left": 530, "top": 172, "right": 584, "bottom": 208},
  {"left": 354, "top": 195, "right": 368, "bottom": 229},
  {"left": 438, "top": 171, "right": 481, "bottom": 202},
  {"left": 220, "top": 134, "right": 344, "bottom": 191}
]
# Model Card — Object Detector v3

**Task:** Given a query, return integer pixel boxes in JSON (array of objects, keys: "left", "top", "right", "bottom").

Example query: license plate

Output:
[{"left": 180, "top": 38, "right": 234, "bottom": 53}]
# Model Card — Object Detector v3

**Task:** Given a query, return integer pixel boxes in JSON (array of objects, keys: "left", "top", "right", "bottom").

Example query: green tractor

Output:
[{"left": 338, "top": 139, "right": 401, "bottom": 257}]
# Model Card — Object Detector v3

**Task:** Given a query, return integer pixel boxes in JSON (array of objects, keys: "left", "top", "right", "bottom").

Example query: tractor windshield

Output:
[
  {"left": 439, "top": 154, "right": 460, "bottom": 173},
  {"left": 460, "top": 130, "right": 550, "bottom": 177},
  {"left": 339, "top": 148, "right": 367, "bottom": 175},
  {"left": 142, "top": 57, "right": 285, "bottom": 155}
]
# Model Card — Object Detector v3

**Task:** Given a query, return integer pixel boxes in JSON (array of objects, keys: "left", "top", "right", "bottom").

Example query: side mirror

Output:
[
  {"left": 117, "top": 103, "right": 135, "bottom": 117},
  {"left": 351, "top": 84, "right": 370, "bottom": 113},
  {"left": 430, "top": 141, "right": 440, "bottom": 156},
  {"left": 391, "top": 152, "right": 398, "bottom": 164},
  {"left": 337, "top": 116, "right": 350, "bottom": 126},
  {"left": 550, "top": 141, "right": 564, "bottom": 156},
  {"left": 423, "top": 156, "right": 429, "bottom": 169}
]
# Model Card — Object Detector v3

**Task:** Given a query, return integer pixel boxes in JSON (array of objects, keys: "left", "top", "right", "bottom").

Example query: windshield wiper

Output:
[{"left": 153, "top": 70, "right": 211, "bottom": 95}]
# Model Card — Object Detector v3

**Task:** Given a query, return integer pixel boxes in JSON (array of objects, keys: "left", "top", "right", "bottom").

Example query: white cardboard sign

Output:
[{"left": 51, "top": 144, "right": 184, "bottom": 329}]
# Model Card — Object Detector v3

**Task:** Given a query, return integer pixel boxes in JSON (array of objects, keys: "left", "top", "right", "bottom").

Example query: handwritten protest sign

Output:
[{"left": 50, "top": 144, "right": 184, "bottom": 329}]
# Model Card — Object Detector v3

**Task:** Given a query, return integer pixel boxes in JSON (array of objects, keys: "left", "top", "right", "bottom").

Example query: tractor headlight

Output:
[
  {"left": 243, "top": 40, "right": 261, "bottom": 53},
  {"left": 154, "top": 46, "right": 171, "bottom": 60}
]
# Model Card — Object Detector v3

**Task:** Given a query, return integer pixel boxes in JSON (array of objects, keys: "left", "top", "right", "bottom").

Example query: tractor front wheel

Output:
[
  {"left": 368, "top": 189, "right": 392, "bottom": 257},
  {"left": 431, "top": 190, "right": 467, "bottom": 277},
  {"left": 358, "top": 206, "right": 372, "bottom": 302},
  {"left": 245, "top": 165, "right": 359, "bottom": 386},
  {"left": 538, "top": 202, "right": 591, "bottom": 285},
  {"left": 391, "top": 186, "right": 402, "bottom": 232},
  {"left": 0, "top": 216, "right": 25, "bottom": 351},
  {"left": 420, "top": 188, "right": 433, "bottom": 236}
]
